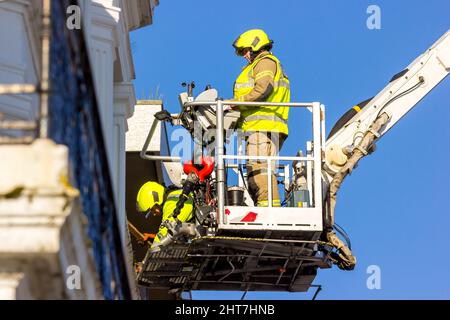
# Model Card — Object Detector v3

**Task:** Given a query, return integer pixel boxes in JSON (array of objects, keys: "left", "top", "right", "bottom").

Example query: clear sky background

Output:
[{"left": 130, "top": 0, "right": 450, "bottom": 299}]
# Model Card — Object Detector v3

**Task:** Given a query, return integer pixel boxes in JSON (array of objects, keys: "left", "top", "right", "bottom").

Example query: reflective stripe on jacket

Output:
[{"left": 233, "top": 53, "right": 290, "bottom": 135}]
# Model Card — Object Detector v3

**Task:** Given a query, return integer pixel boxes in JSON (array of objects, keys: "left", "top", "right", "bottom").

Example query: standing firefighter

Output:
[
  {"left": 232, "top": 29, "right": 290, "bottom": 206},
  {"left": 136, "top": 181, "right": 193, "bottom": 252}
]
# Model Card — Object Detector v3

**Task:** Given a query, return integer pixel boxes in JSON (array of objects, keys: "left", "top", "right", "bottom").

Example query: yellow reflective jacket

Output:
[
  {"left": 154, "top": 189, "right": 193, "bottom": 243},
  {"left": 234, "top": 53, "right": 290, "bottom": 135}
]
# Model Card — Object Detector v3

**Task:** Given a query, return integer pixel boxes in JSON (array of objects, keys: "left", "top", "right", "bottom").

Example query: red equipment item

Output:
[
  {"left": 183, "top": 156, "right": 215, "bottom": 182},
  {"left": 241, "top": 211, "right": 258, "bottom": 222}
]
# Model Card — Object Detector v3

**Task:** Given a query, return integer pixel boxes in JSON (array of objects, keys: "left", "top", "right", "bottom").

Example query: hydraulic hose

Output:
[{"left": 334, "top": 223, "right": 352, "bottom": 250}]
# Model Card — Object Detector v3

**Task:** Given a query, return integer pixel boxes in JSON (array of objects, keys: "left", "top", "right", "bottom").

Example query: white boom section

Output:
[{"left": 326, "top": 30, "right": 450, "bottom": 155}]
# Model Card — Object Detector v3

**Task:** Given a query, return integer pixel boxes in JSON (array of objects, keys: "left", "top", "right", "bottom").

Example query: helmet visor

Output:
[{"left": 236, "top": 47, "right": 251, "bottom": 56}]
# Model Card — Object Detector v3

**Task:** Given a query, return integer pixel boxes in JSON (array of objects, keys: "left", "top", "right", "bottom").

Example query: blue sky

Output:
[{"left": 130, "top": 0, "right": 450, "bottom": 299}]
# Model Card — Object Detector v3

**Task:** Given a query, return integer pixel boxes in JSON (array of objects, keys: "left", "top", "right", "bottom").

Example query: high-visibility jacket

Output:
[
  {"left": 153, "top": 189, "right": 193, "bottom": 243},
  {"left": 234, "top": 53, "right": 290, "bottom": 135}
]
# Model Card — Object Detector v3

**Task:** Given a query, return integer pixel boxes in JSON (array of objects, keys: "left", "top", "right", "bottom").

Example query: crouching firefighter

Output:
[{"left": 136, "top": 181, "right": 195, "bottom": 253}]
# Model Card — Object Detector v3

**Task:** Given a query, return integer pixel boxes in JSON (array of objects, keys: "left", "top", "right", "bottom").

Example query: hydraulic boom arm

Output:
[
  {"left": 325, "top": 29, "right": 450, "bottom": 176},
  {"left": 320, "top": 30, "right": 449, "bottom": 270}
]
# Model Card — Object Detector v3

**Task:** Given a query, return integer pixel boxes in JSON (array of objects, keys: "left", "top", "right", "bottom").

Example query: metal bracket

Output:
[
  {"left": 354, "top": 145, "right": 368, "bottom": 156},
  {"left": 368, "top": 128, "right": 381, "bottom": 138}
]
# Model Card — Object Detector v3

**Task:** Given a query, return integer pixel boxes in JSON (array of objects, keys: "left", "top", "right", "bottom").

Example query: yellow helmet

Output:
[
  {"left": 232, "top": 29, "right": 273, "bottom": 56},
  {"left": 136, "top": 181, "right": 165, "bottom": 214}
]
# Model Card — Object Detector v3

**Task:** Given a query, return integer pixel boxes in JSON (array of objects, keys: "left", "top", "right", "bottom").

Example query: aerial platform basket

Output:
[{"left": 138, "top": 93, "right": 332, "bottom": 293}]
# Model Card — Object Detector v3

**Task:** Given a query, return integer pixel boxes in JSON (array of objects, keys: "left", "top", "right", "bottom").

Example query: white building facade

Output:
[{"left": 0, "top": 0, "right": 160, "bottom": 299}]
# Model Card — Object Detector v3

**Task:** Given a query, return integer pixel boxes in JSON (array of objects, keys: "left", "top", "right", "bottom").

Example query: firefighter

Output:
[
  {"left": 231, "top": 29, "right": 290, "bottom": 207},
  {"left": 136, "top": 181, "right": 193, "bottom": 251}
]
